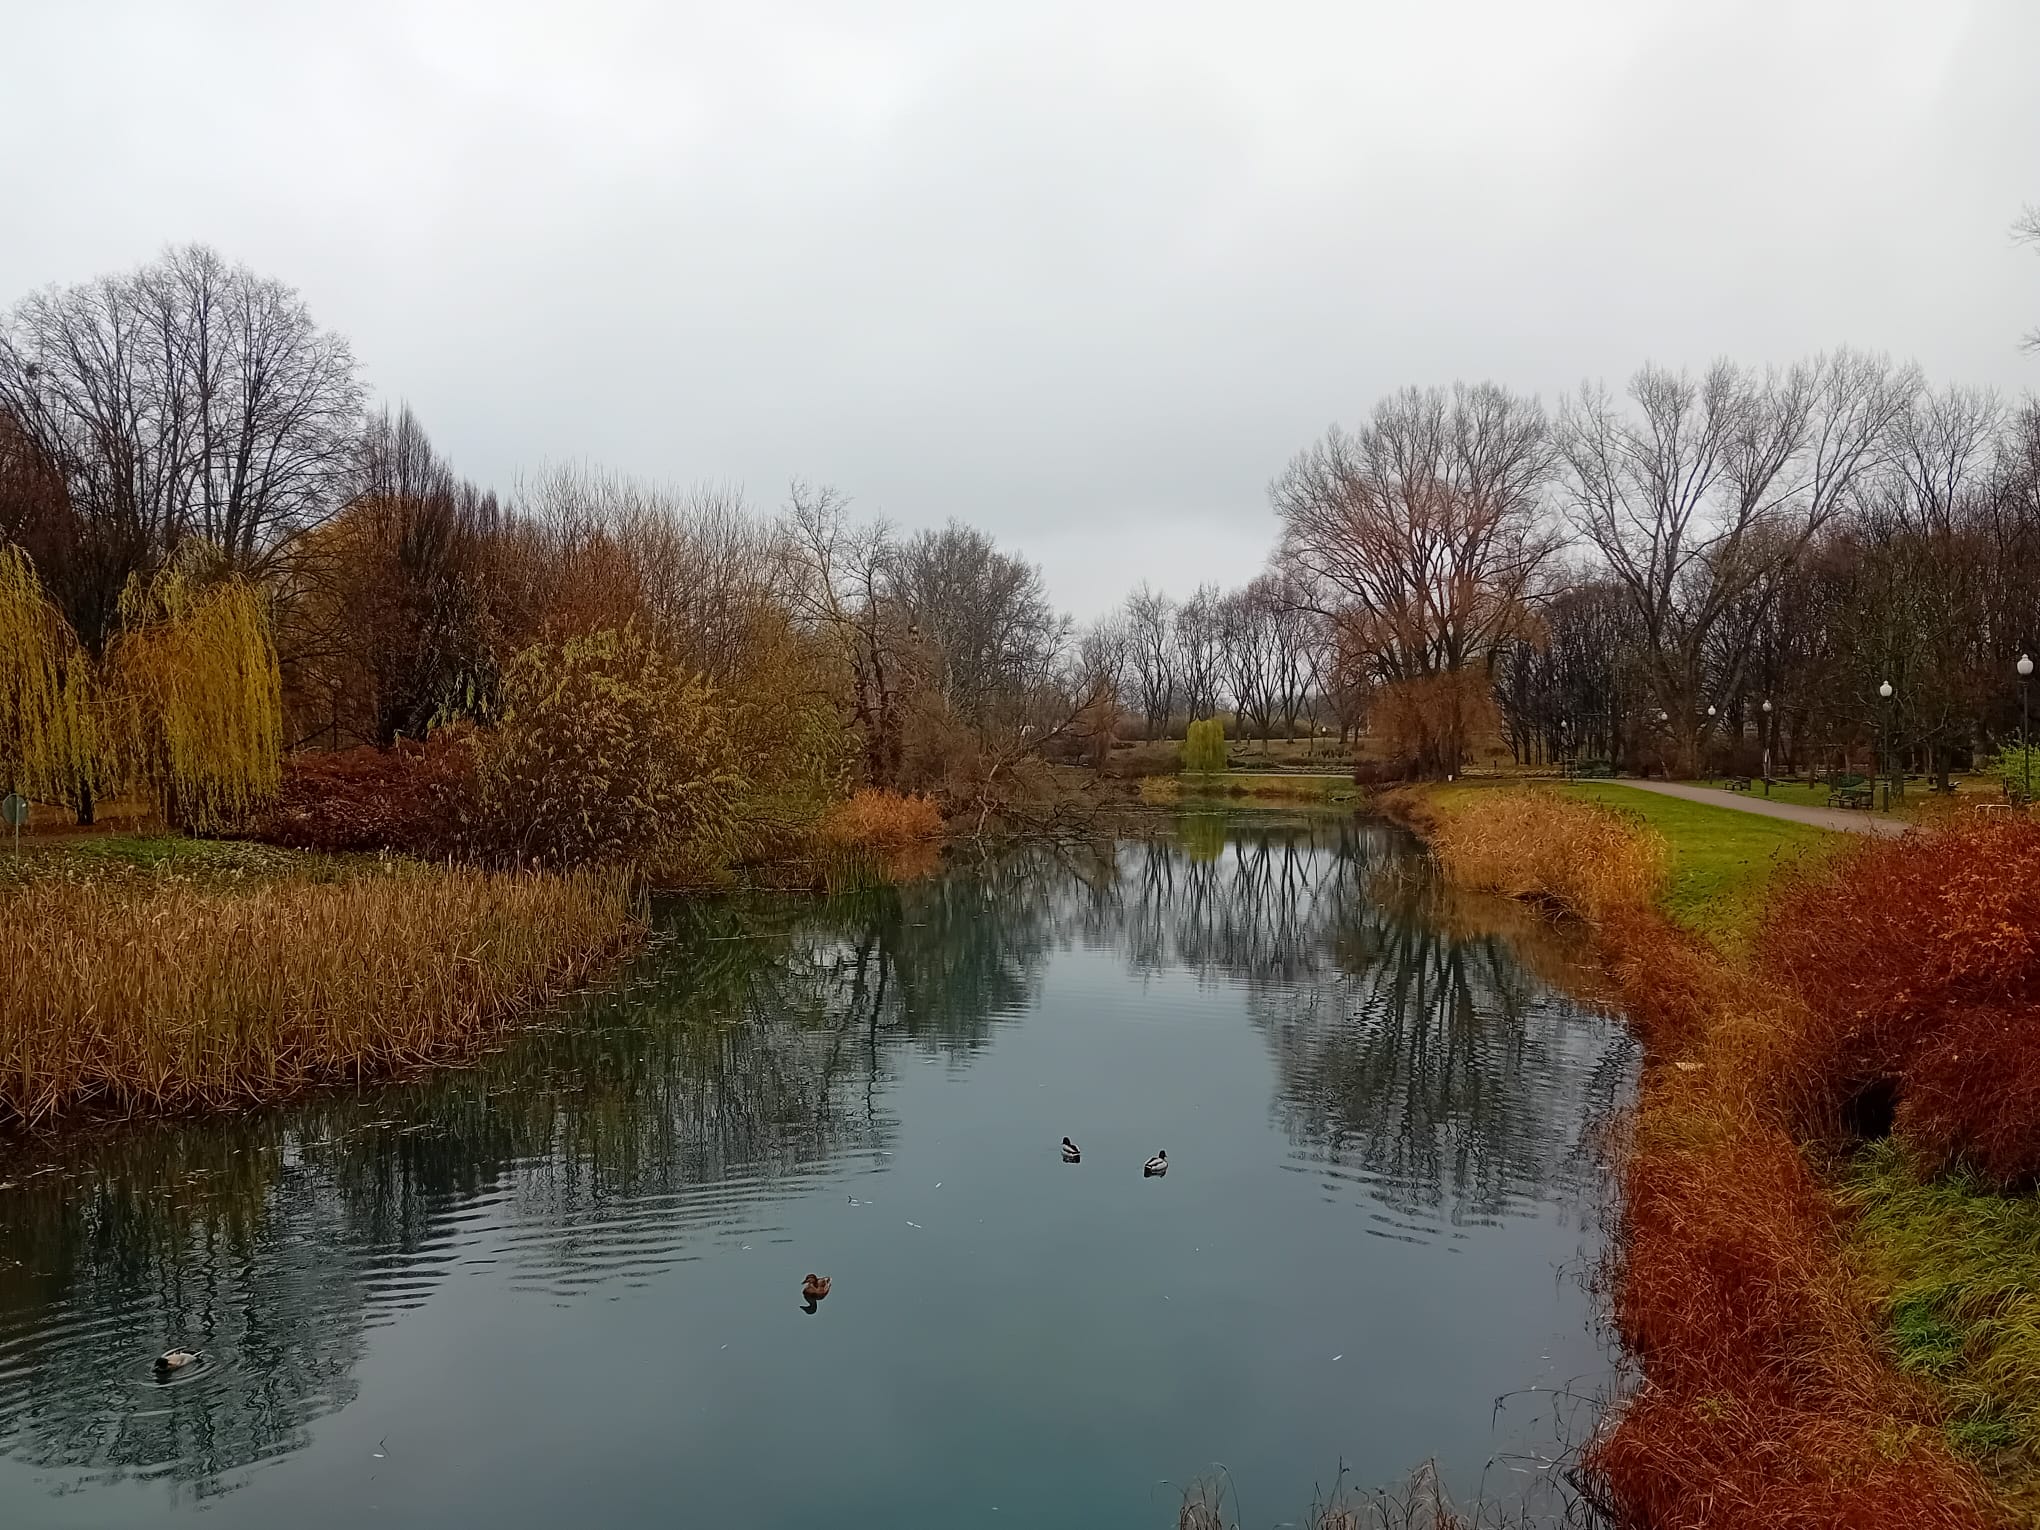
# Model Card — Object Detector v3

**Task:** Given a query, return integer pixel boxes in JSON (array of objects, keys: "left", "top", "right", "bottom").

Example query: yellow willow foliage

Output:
[
  {"left": 112, "top": 563, "right": 283, "bottom": 831},
  {"left": 0, "top": 543, "right": 102, "bottom": 804}
]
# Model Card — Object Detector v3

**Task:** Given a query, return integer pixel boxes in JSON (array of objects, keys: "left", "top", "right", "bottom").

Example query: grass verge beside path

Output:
[
  {"left": 1558, "top": 782, "right": 1839, "bottom": 950},
  {"left": 1418, "top": 779, "right": 1837, "bottom": 951},
  {"left": 1845, "top": 1142, "right": 2040, "bottom": 1499}
]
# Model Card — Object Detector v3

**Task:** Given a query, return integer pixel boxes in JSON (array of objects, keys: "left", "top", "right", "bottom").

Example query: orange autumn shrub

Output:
[
  {"left": 819, "top": 788, "right": 943, "bottom": 853},
  {"left": 258, "top": 734, "right": 474, "bottom": 855}
]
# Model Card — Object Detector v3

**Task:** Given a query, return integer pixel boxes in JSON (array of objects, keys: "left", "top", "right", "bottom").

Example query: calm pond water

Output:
[{"left": 0, "top": 814, "right": 1633, "bottom": 1527}]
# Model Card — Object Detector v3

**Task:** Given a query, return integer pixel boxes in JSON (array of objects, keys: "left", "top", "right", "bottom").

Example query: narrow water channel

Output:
[{"left": 0, "top": 814, "right": 1634, "bottom": 1527}]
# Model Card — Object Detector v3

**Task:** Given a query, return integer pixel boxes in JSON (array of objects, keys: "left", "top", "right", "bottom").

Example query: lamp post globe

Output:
[
  {"left": 1877, "top": 681, "right": 1895, "bottom": 808},
  {"left": 2022, "top": 656, "right": 2035, "bottom": 804}
]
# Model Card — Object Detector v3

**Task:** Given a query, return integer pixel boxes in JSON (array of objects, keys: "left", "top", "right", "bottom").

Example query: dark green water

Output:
[{"left": 0, "top": 815, "right": 1632, "bottom": 1527}]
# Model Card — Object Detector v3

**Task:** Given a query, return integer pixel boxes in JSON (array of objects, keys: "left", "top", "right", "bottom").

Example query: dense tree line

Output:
[
  {"left": 0, "top": 246, "right": 1115, "bottom": 850},
  {"left": 1109, "top": 359, "right": 2040, "bottom": 782},
  {"left": 8, "top": 236, "right": 2039, "bottom": 827}
]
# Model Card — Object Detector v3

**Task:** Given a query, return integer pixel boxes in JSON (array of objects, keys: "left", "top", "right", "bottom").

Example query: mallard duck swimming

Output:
[
  {"left": 801, "top": 1273, "right": 832, "bottom": 1303},
  {"left": 155, "top": 1349, "right": 199, "bottom": 1375},
  {"left": 1061, "top": 1137, "right": 1081, "bottom": 1162},
  {"left": 1143, "top": 1151, "right": 1168, "bottom": 1177}
]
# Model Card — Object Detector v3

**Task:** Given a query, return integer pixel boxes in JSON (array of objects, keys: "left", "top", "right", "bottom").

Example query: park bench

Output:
[
  {"left": 1826, "top": 772, "right": 1871, "bottom": 809},
  {"left": 1725, "top": 775, "right": 1753, "bottom": 792}
]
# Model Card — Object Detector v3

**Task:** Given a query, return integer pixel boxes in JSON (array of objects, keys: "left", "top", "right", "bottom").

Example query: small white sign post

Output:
[{"left": 2, "top": 793, "right": 27, "bottom": 859}]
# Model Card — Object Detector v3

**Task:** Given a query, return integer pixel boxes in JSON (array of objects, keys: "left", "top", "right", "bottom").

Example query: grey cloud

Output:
[{"left": 6, "top": 0, "right": 2036, "bottom": 617}]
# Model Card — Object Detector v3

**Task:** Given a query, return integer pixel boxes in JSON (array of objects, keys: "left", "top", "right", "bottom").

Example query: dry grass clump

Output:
[
  {"left": 1177, "top": 1460, "right": 1525, "bottom": 1529},
  {"left": 819, "top": 788, "right": 944, "bottom": 852},
  {"left": 1420, "top": 788, "right": 1668, "bottom": 925},
  {"left": 0, "top": 865, "right": 642, "bottom": 1126}
]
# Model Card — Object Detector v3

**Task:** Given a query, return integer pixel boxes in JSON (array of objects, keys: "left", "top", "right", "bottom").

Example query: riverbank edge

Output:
[{"left": 1374, "top": 783, "right": 2013, "bottom": 1530}]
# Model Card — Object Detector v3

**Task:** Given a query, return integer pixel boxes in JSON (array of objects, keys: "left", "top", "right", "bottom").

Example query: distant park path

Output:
[{"left": 1599, "top": 778, "right": 1910, "bottom": 838}]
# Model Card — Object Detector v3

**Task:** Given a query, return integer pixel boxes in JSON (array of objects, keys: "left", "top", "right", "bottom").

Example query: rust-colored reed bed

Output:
[
  {"left": 0, "top": 865, "right": 642, "bottom": 1126},
  {"left": 1403, "top": 786, "right": 2011, "bottom": 1529}
]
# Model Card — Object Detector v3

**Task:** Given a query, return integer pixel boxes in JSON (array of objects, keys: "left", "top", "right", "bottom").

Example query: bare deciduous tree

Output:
[
  {"left": 2018, "top": 204, "right": 2040, "bottom": 353},
  {"left": 1123, "top": 583, "right": 1177, "bottom": 737},
  {"left": 1556, "top": 352, "right": 1917, "bottom": 775},
  {"left": 1274, "top": 382, "right": 1557, "bottom": 774},
  {"left": 777, "top": 482, "right": 914, "bottom": 788},
  {"left": 896, "top": 520, "right": 1066, "bottom": 728},
  {"left": 0, "top": 245, "right": 362, "bottom": 653},
  {"left": 1173, "top": 582, "right": 1225, "bottom": 724},
  {"left": 1215, "top": 579, "right": 1280, "bottom": 745}
]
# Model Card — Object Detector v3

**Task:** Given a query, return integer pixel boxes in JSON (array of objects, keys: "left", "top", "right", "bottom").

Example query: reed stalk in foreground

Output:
[{"left": 0, "top": 866, "right": 643, "bottom": 1126}]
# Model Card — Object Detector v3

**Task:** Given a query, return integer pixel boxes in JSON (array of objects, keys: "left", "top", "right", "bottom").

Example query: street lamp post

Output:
[
  {"left": 2020, "top": 654, "right": 2034, "bottom": 804},
  {"left": 1878, "top": 680, "right": 1895, "bottom": 810},
  {"left": 1762, "top": 698, "right": 1774, "bottom": 795}
]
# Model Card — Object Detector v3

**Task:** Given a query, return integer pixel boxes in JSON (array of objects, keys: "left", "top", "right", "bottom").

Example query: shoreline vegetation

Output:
[
  {"left": 0, "top": 780, "right": 958, "bottom": 1130},
  {"left": 1383, "top": 781, "right": 2040, "bottom": 1529},
  {"left": 0, "top": 847, "right": 644, "bottom": 1129}
]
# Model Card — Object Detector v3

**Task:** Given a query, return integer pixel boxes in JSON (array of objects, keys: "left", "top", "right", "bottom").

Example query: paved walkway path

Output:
[{"left": 1597, "top": 778, "right": 1910, "bottom": 837}]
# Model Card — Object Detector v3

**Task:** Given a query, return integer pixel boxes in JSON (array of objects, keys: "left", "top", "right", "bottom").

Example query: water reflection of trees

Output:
[
  {"left": 0, "top": 815, "right": 1631, "bottom": 1497},
  {"left": 1053, "top": 817, "right": 1635, "bottom": 1227}
]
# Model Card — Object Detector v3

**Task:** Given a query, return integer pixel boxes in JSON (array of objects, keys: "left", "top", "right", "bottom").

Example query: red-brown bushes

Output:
[
  {"left": 1583, "top": 912, "right": 2003, "bottom": 1530},
  {"left": 258, "top": 735, "right": 474, "bottom": 854},
  {"left": 1403, "top": 789, "right": 2006, "bottom": 1527},
  {"left": 1895, "top": 1004, "right": 2040, "bottom": 1185},
  {"left": 1762, "top": 815, "right": 2040, "bottom": 1183}
]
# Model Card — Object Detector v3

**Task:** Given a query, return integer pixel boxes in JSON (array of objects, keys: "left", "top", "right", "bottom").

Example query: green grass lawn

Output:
[
  {"left": 1557, "top": 781, "right": 1842, "bottom": 949},
  {"left": 1153, "top": 771, "right": 1359, "bottom": 805},
  {"left": 3, "top": 832, "right": 365, "bottom": 887},
  {"left": 1845, "top": 1143, "right": 2040, "bottom": 1489},
  {"left": 1694, "top": 777, "right": 1898, "bottom": 814}
]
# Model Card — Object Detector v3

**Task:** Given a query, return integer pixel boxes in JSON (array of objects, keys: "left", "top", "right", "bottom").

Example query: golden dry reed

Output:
[
  {"left": 1421, "top": 788, "right": 1668, "bottom": 924},
  {"left": 0, "top": 867, "right": 642, "bottom": 1126},
  {"left": 819, "top": 788, "right": 944, "bottom": 852}
]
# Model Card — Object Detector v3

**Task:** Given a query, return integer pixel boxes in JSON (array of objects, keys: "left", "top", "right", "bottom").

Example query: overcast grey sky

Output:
[{"left": 6, "top": 0, "right": 2037, "bottom": 617}]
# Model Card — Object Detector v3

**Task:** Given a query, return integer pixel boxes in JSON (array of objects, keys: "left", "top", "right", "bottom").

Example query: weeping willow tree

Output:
[
  {"left": 1183, "top": 716, "right": 1227, "bottom": 773},
  {"left": 0, "top": 545, "right": 105, "bottom": 817},
  {"left": 111, "top": 558, "right": 283, "bottom": 832}
]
